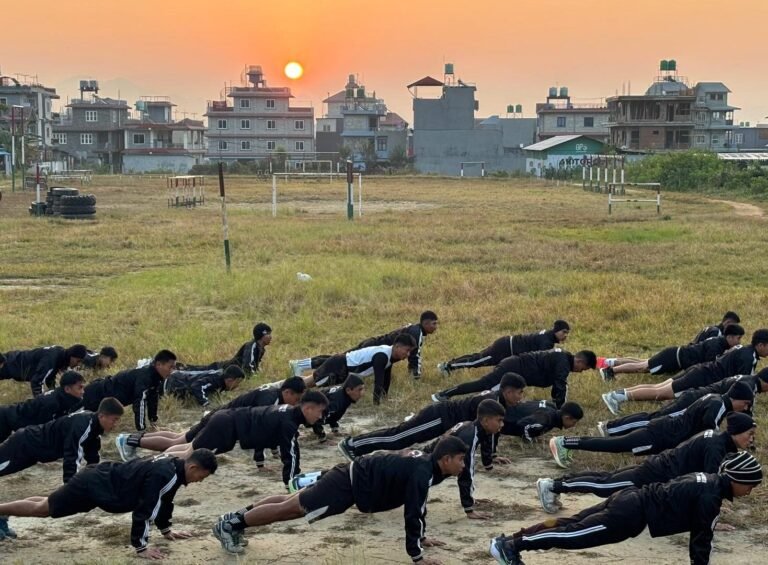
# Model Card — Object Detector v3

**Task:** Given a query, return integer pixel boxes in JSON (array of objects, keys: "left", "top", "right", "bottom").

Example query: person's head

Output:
[
  {"left": 756, "top": 368, "right": 768, "bottom": 393},
  {"left": 420, "top": 311, "right": 439, "bottom": 335},
  {"left": 722, "top": 311, "right": 741, "bottom": 327},
  {"left": 724, "top": 324, "right": 745, "bottom": 347},
  {"left": 498, "top": 372, "right": 526, "bottom": 406},
  {"left": 342, "top": 374, "right": 365, "bottom": 403},
  {"left": 97, "top": 346, "right": 118, "bottom": 369},
  {"left": 477, "top": 399, "right": 506, "bottom": 435},
  {"left": 559, "top": 402, "right": 584, "bottom": 429},
  {"left": 552, "top": 320, "right": 570, "bottom": 342},
  {"left": 572, "top": 350, "right": 597, "bottom": 372},
  {"left": 750, "top": 329, "right": 768, "bottom": 358},
  {"left": 432, "top": 436, "right": 468, "bottom": 476},
  {"left": 391, "top": 333, "right": 417, "bottom": 362},
  {"left": 726, "top": 413, "right": 757, "bottom": 449},
  {"left": 184, "top": 448, "right": 218, "bottom": 483},
  {"left": 222, "top": 365, "right": 246, "bottom": 391},
  {"left": 253, "top": 322, "right": 272, "bottom": 346},
  {"left": 726, "top": 381, "right": 755, "bottom": 413},
  {"left": 66, "top": 344, "right": 88, "bottom": 367},
  {"left": 59, "top": 370, "right": 86, "bottom": 399},
  {"left": 152, "top": 350, "right": 178, "bottom": 378},
  {"left": 96, "top": 397, "right": 124, "bottom": 432},
  {"left": 300, "top": 390, "right": 329, "bottom": 425},
  {"left": 720, "top": 451, "right": 762, "bottom": 497},
  {"left": 280, "top": 377, "right": 307, "bottom": 405}
]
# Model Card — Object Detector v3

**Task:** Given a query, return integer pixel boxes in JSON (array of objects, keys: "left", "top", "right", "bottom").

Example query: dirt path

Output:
[{"left": 709, "top": 199, "right": 765, "bottom": 219}]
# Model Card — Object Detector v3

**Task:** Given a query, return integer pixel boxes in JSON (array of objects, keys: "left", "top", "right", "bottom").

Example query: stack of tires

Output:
[
  {"left": 60, "top": 194, "right": 97, "bottom": 220},
  {"left": 46, "top": 187, "right": 79, "bottom": 216}
]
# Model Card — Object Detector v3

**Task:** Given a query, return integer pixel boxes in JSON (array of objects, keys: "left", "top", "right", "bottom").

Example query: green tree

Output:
[{"left": 389, "top": 144, "right": 407, "bottom": 169}]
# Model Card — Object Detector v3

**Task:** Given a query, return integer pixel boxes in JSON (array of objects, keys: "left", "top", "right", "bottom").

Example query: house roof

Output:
[
  {"left": 524, "top": 135, "right": 587, "bottom": 151},
  {"left": 323, "top": 90, "right": 347, "bottom": 103},
  {"left": 380, "top": 112, "right": 407, "bottom": 128},
  {"left": 407, "top": 76, "right": 444, "bottom": 88},
  {"left": 696, "top": 82, "right": 731, "bottom": 93}
]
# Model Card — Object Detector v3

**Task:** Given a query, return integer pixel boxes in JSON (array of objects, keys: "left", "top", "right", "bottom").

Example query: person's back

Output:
[
  {"left": 232, "top": 404, "right": 302, "bottom": 451},
  {"left": 225, "top": 384, "right": 282, "bottom": 409},
  {"left": 511, "top": 330, "right": 559, "bottom": 356},
  {"left": 1, "top": 387, "right": 82, "bottom": 433},
  {"left": 645, "top": 430, "right": 736, "bottom": 478},
  {"left": 345, "top": 345, "right": 392, "bottom": 375},
  {"left": 649, "top": 394, "right": 725, "bottom": 444}
]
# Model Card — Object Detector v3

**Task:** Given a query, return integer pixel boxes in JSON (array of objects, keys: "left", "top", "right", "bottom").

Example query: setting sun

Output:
[{"left": 284, "top": 61, "right": 303, "bottom": 80}]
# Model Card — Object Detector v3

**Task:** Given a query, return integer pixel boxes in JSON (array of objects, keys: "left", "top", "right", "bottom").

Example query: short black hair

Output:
[
  {"left": 67, "top": 344, "right": 88, "bottom": 359},
  {"left": 560, "top": 401, "right": 584, "bottom": 420},
  {"left": 420, "top": 311, "right": 438, "bottom": 323},
  {"left": 432, "top": 436, "right": 468, "bottom": 459},
  {"left": 723, "top": 311, "right": 741, "bottom": 323},
  {"left": 552, "top": 320, "right": 570, "bottom": 333},
  {"left": 253, "top": 322, "right": 272, "bottom": 340},
  {"left": 281, "top": 377, "right": 307, "bottom": 393},
  {"left": 724, "top": 324, "right": 745, "bottom": 337},
  {"left": 154, "top": 350, "right": 177, "bottom": 364},
  {"left": 60, "top": 370, "right": 85, "bottom": 388},
  {"left": 393, "top": 333, "right": 418, "bottom": 348},
  {"left": 188, "top": 448, "right": 218, "bottom": 474},
  {"left": 97, "top": 397, "right": 125, "bottom": 416},
  {"left": 499, "top": 372, "right": 526, "bottom": 391},
  {"left": 99, "top": 346, "right": 118, "bottom": 359},
  {"left": 223, "top": 365, "right": 245, "bottom": 380},
  {"left": 575, "top": 350, "right": 598, "bottom": 369},
  {"left": 751, "top": 329, "right": 768, "bottom": 347},
  {"left": 301, "top": 390, "right": 329, "bottom": 407},
  {"left": 343, "top": 374, "right": 365, "bottom": 390},
  {"left": 477, "top": 398, "right": 506, "bottom": 419}
]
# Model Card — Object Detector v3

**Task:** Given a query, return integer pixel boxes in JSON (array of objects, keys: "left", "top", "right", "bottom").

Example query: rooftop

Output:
[{"left": 524, "top": 134, "right": 599, "bottom": 151}]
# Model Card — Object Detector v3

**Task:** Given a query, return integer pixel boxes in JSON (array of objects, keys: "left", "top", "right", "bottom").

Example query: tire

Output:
[
  {"left": 61, "top": 214, "right": 97, "bottom": 220},
  {"left": 52, "top": 188, "right": 79, "bottom": 197},
  {"left": 61, "top": 194, "right": 96, "bottom": 206},
  {"left": 59, "top": 206, "right": 96, "bottom": 215}
]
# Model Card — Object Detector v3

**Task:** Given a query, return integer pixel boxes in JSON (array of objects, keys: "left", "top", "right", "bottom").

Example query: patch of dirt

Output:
[{"left": 709, "top": 199, "right": 765, "bottom": 219}]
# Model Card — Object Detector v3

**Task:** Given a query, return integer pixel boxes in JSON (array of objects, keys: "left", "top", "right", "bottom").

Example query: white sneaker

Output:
[
  {"left": 535, "top": 478, "right": 558, "bottom": 513},
  {"left": 288, "top": 360, "right": 301, "bottom": 377},
  {"left": 437, "top": 363, "right": 451, "bottom": 377},
  {"left": 596, "top": 421, "right": 607, "bottom": 437},
  {"left": 115, "top": 434, "right": 137, "bottom": 462},
  {"left": 601, "top": 392, "right": 621, "bottom": 416}
]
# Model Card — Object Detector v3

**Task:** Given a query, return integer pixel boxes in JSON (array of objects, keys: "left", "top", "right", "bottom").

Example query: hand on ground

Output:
[
  {"left": 715, "top": 523, "right": 736, "bottom": 532},
  {"left": 494, "top": 457, "right": 512, "bottom": 465},
  {"left": 162, "top": 530, "right": 194, "bottom": 540},
  {"left": 137, "top": 548, "right": 166, "bottom": 560}
]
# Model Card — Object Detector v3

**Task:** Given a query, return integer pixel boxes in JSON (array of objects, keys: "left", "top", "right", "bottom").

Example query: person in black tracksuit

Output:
[
  {"left": 115, "top": 377, "right": 308, "bottom": 459},
  {"left": 312, "top": 375, "right": 366, "bottom": 441},
  {"left": 82, "top": 350, "right": 177, "bottom": 431},
  {"left": 212, "top": 436, "right": 468, "bottom": 562},
  {"left": 308, "top": 334, "right": 417, "bottom": 404},
  {"left": 691, "top": 311, "right": 740, "bottom": 344},
  {"left": 601, "top": 370, "right": 768, "bottom": 437},
  {"left": 490, "top": 451, "right": 762, "bottom": 565},
  {"left": 433, "top": 349, "right": 597, "bottom": 408},
  {"left": 80, "top": 346, "right": 119, "bottom": 373},
  {"left": 438, "top": 320, "right": 571, "bottom": 374},
  {"left": 160, "top": 365, "right": 245, "bottom": 407},
  {"left": 0, "top": 449, "right": 218, "bottom": 559},
  {"left": 290, "top": 310, "right": 439, "bottom": 379},
  {"left": 0, "top": 398, "right": 123, "bottom": 482},
  {"left": 502, "top": 400, "right": 584, "bottom": 444},
  {"left": 536, "top": 413, "right": 756, "bottom": 511},
  {"left": 180, "top": 322, "right": 272, "bottom": 375},
  {"left": 0, "top": 370, "right": 85, "bottom": 443},
  {"left": 0, "top": 344, "right": 88, "bottom": 396},
  {"left": 549, "top": 383, "right": 753, "bottom": 469},
  {"left": 166, "top": 391, "right": 328, "bottom": 487},
  {"left": 338, "top": 372, "right": 527, "bottom": 459}
]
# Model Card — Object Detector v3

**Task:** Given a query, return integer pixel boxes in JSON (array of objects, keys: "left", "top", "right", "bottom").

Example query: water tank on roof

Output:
[
  {"left": 89, "top": 80, "right": 99, "bottom": 90},
  {"left": 668, "top": 59, "right": 677, "bottom": 71},
  {"left": 660, "top": 60, "right": 669, "bottom": 71},
  {"left": 356, "top": 88, "right": 365, "bottom": 98},
  {"left": 515, "top": 104, "right": 523, "bottom": 113},
  {"left": 548, "top": 87, "right": 557, "bottom": 97},
  {"left": 507, "top": 105, "right": 514, "bottom": 113},
  {"left": 559, "top": 86, "right": 568, "bottom": 97},
  {"left": 135, "top": 100, "right": 146, "bottom": 111},
  {"left": 79, "top": 80, "right": 89, "bottom": 90},
  {"left": 445, "top": 63, "right": 454, "bottom": 75},
  {"left": 345, "top": 88, "right": 355, "bottom": 99}
]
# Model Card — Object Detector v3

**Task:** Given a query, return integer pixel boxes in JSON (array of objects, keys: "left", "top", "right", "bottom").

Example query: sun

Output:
[{"left": 284, "top": 62, "right": 304, "bottom": 80}]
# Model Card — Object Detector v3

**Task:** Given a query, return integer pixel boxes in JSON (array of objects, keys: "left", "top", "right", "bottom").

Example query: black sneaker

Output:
[
  {"left": 599, "top": 367, "right": 615, "bottom": 382},
  {"left": 337, "top": 438, "right": 355, "bottom": 461},
  {"left": 489, "top": 536, "right": 525, "bottom": 565}
]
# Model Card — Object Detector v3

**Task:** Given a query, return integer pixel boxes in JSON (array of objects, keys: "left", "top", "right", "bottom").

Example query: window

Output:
[
  {"left": 0, "top": 97, "right": 7, "bottom": 105},
  {"left": 217, "top": 119, "right": 228, "bottom": 129},
  {"left": 218, "top": 140, "right": 228, "bottom": 150},
  {"left": 678, "top": 131, "right": 690, "bottom": 144},
  {"left": 133, "top": 133, "right": 146, "bottom": 144},
  {"left": 712, "top": 112, "right": 722, "bottom": 121},
  {"left": 80, "top": 133, "right": 93, "bottom": 145},
  {"left": 267, "top": 141, "right": 276, "bottom": 150},
  {"left": 85, "top": 110, "right": 98, "bottom": 122},
  {"left": 583, "top": 117, "right": 594, "bottom": 128},
  {"left": 266, "top": 99, "right": 275, "bottom": 109},
  {"left": 556, "top": 116, "right": 566, "bottom": 128},
  {"left": 240, "top": 119, "right": 251, "bottom": 129},
  {"left": 321, "top": 124, "right": 331, "bottom": 132},
  {"left": 295, "top": 141, "right": 304, "bottom": 151},
  {"left": 294, "top": 120, "right": 304, "bottom": 130},
  {"left": 267, "top": 120, "right": 276, "bottom": 130},
  {"left": 695, "top": 111, "right": 706, "bottom": 122},
  {"left": 241, "top": 140, "right": 251, "bottom": 151},
  {"left": 53, "top": 133, "right": 67, "bottom": 144},
  {"left": 695, "top": 135, "right": 706, "bottom": 145},
  {"left": 652, "top": 130, "right": 659, "bottom": 135},
  {"left": 630, "top": 130, "right": 640, "bottom": 144},
  {"left": 112, "top": 110, "right": 117, "bottom": 124},
  {"left": 711, "top": 135, "right": 720, "bottom": 145},
  {"left": 376, "top": 137, "right": 387, "bottom": 152},
  {"left": 239, "top": 99, "right": 250, "bottom": 109},
  {"left": 734, "top": 133, "right": 744, "bottom": 145}
]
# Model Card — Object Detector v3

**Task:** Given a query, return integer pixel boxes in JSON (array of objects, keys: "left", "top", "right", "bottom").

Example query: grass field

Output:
[{"left": 0, "top": 174, "right": 767, "bottom": 563}]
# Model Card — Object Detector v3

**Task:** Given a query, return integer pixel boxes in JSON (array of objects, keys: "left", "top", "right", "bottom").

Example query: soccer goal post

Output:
[{"left": 271, "top": 172, "right": 363, "bottom": 218}]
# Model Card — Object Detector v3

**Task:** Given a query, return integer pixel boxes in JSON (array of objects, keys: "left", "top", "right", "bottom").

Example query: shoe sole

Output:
[
  {"left": 548, "top": 438, "right": 569, "bottom": 469},
  {"left": 488, "top": 539, "right": 507, "bottom": 565},
  {"left": 211, "top": 525, "right": 244, "bottom": 554},
  {"left": 601, "top": 393, "right": 620, "bottom": 416},
  {"left": 535, "top": 480, "right": 557, "bottom": 514},
  {"left": 431, "top": 394, "right": 444, "bottom": 403},
  {"left": 115, "top": 437, "right": 129, "bottom": 462},
  {"left": 336, "top": 442, "right": 353, "bottom": 462}
]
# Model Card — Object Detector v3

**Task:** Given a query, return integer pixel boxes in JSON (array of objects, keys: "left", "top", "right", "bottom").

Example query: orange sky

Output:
[{"left": 2, "top": 0, "right": 767, "bottom": 124}]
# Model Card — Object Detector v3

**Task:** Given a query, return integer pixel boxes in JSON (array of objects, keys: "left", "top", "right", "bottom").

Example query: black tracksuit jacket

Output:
[
  {"left": 642, "top": 430, "right": 738, "bottom": 479},
  {"left": 162, "top": 369, "right": 227, "bottom": 407},
  {"left": 312, "top": 385, "right": 354, "bottom": 437},
  {"left": 231, "top": 404, "right": 307, "bottom": 484},
  {"left": 355, "top": 322, "right": 426, "bottom": 377},
  {"left": 349, "top": 451, "right": 448, "bottom": 562},
  {"left": 502, "top": 400, "right": 562, "bottom": 442},
  {"left": 691, "top": 324, "right": 725, "bottom": 344},
  {"left": 0, "top": 387, "right": 83, "bottom": 441},
  {"left": 231, "top": 340, "right": 265, "bottom": 375},
  {"left": 679, "top": 336, "right": 731, "bottom": 366},
  {"left": 494, "top": 351, "right": 573, "bottom": 407},
  {"left": 510, "top": 330, "right": 560, "bottom": 355},
  {"left": 646, "top": 394, "right": 731, "bottom": 449},
  {"left": 83, "top": 365, "right": 163, "bottom": 430},
  {"left": 677, "top": 344, "right": 758, "bottom": 385},
  {"left": 0, "top": 345, "right": 70, "bottom": 396}
]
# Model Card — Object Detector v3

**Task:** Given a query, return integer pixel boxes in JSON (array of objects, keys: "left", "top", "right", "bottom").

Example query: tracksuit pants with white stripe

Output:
[
  {"left": 504, "top": 489, "right": 646, "bottom": 553},
  {"left": 348, "top": 405, "right": 449, "bottom": 457},
  {"left": 443, "top": 337, "right": 511, "bottom": 372},
  {"left": 563, "top": 429, "right": 658, "bottom": 455},
  {"left": 552, "top": 466, "right": 663, "bottom": 497},
  {"left": 0, "top": 435, "right": 38, "bottom": 476}
]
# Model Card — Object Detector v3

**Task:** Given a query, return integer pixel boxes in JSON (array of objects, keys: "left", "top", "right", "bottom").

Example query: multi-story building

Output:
[
  {"left": 52, "top": 82, "right": 129, "bottom": 171},
  {"left": 0, "top": 73, "right": 59, "bottom": 159},
  {"left": 122, "top": 96, "right": 206, "bottom": 173},
  {"left": 535, "top": 87, "right": 609, "bottom": 142},
  {"left": 607, "top": 62, "right": 737, "bottom": 152},
  {"left": 731, "top": 123, "right": 768, "bottom": 151},
  {"left": 204, "top": 65, "right": 314, "bottom": 165}
]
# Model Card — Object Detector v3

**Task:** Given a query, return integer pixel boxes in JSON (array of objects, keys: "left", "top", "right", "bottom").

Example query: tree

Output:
[
  {"left": 363, "top": 140, "right": 377, "bottom": 172},
  {"left": 389, "top": 144, "right": 408, "bottom": 169},
  {"left": 274, "top": 147, "right": 288, "bottom": 172}
]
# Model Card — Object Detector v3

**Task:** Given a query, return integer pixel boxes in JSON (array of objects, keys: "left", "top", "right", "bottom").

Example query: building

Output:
[
  {"left": 52, "top": 81, "right": 129, "bottom": 171},
  {"left": 122, "top": 97, "right": 206, "bottom": 173},
  {"left": 204, "top": 65, "right": 314, "bottom": 165},
  {"left": 732, "top": 123, "right": 768, "bottom": 151},
  {"left": 535, "top": 87, "right": 609, "bottom": 142},
  {"left": 0, "top": 73, "right": 59, "bottom": 159},
  {"left": 523, "top": 134, "right": 606, "bottom": 176},
  {"left": 607, "top": 61, "right": 737, "bottom": 152},
  {"left": 410, "top": 66, "right": 536, "bottom": 175}
]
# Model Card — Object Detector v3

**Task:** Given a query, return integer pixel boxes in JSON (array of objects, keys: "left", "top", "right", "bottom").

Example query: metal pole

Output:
[
  {"left": 35, "top": 164, "right": 41, "bottom": 216},
  {"left": 358, "top": 173, "right": 362, "bottom": 217},
  {"left": 218, "top": 163, "right": 232, "bottom": 273},
  {"left": 10, "top": 108, "right": 16, "bottom": 193},
  {"left": 657, "top": 189, "right": 661, "bottom": 215},
  {"left": 20, "top": 108, "right": 25, "bottom": 179},
  {"left": 608, "top": 192, "right": 612, "bottom": 215},
  {"left": 272, "top": 174, "right": 277, "bottom": 217},
  {"left": 346, "top": 160, "right": 354, "bottom": 220}
]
